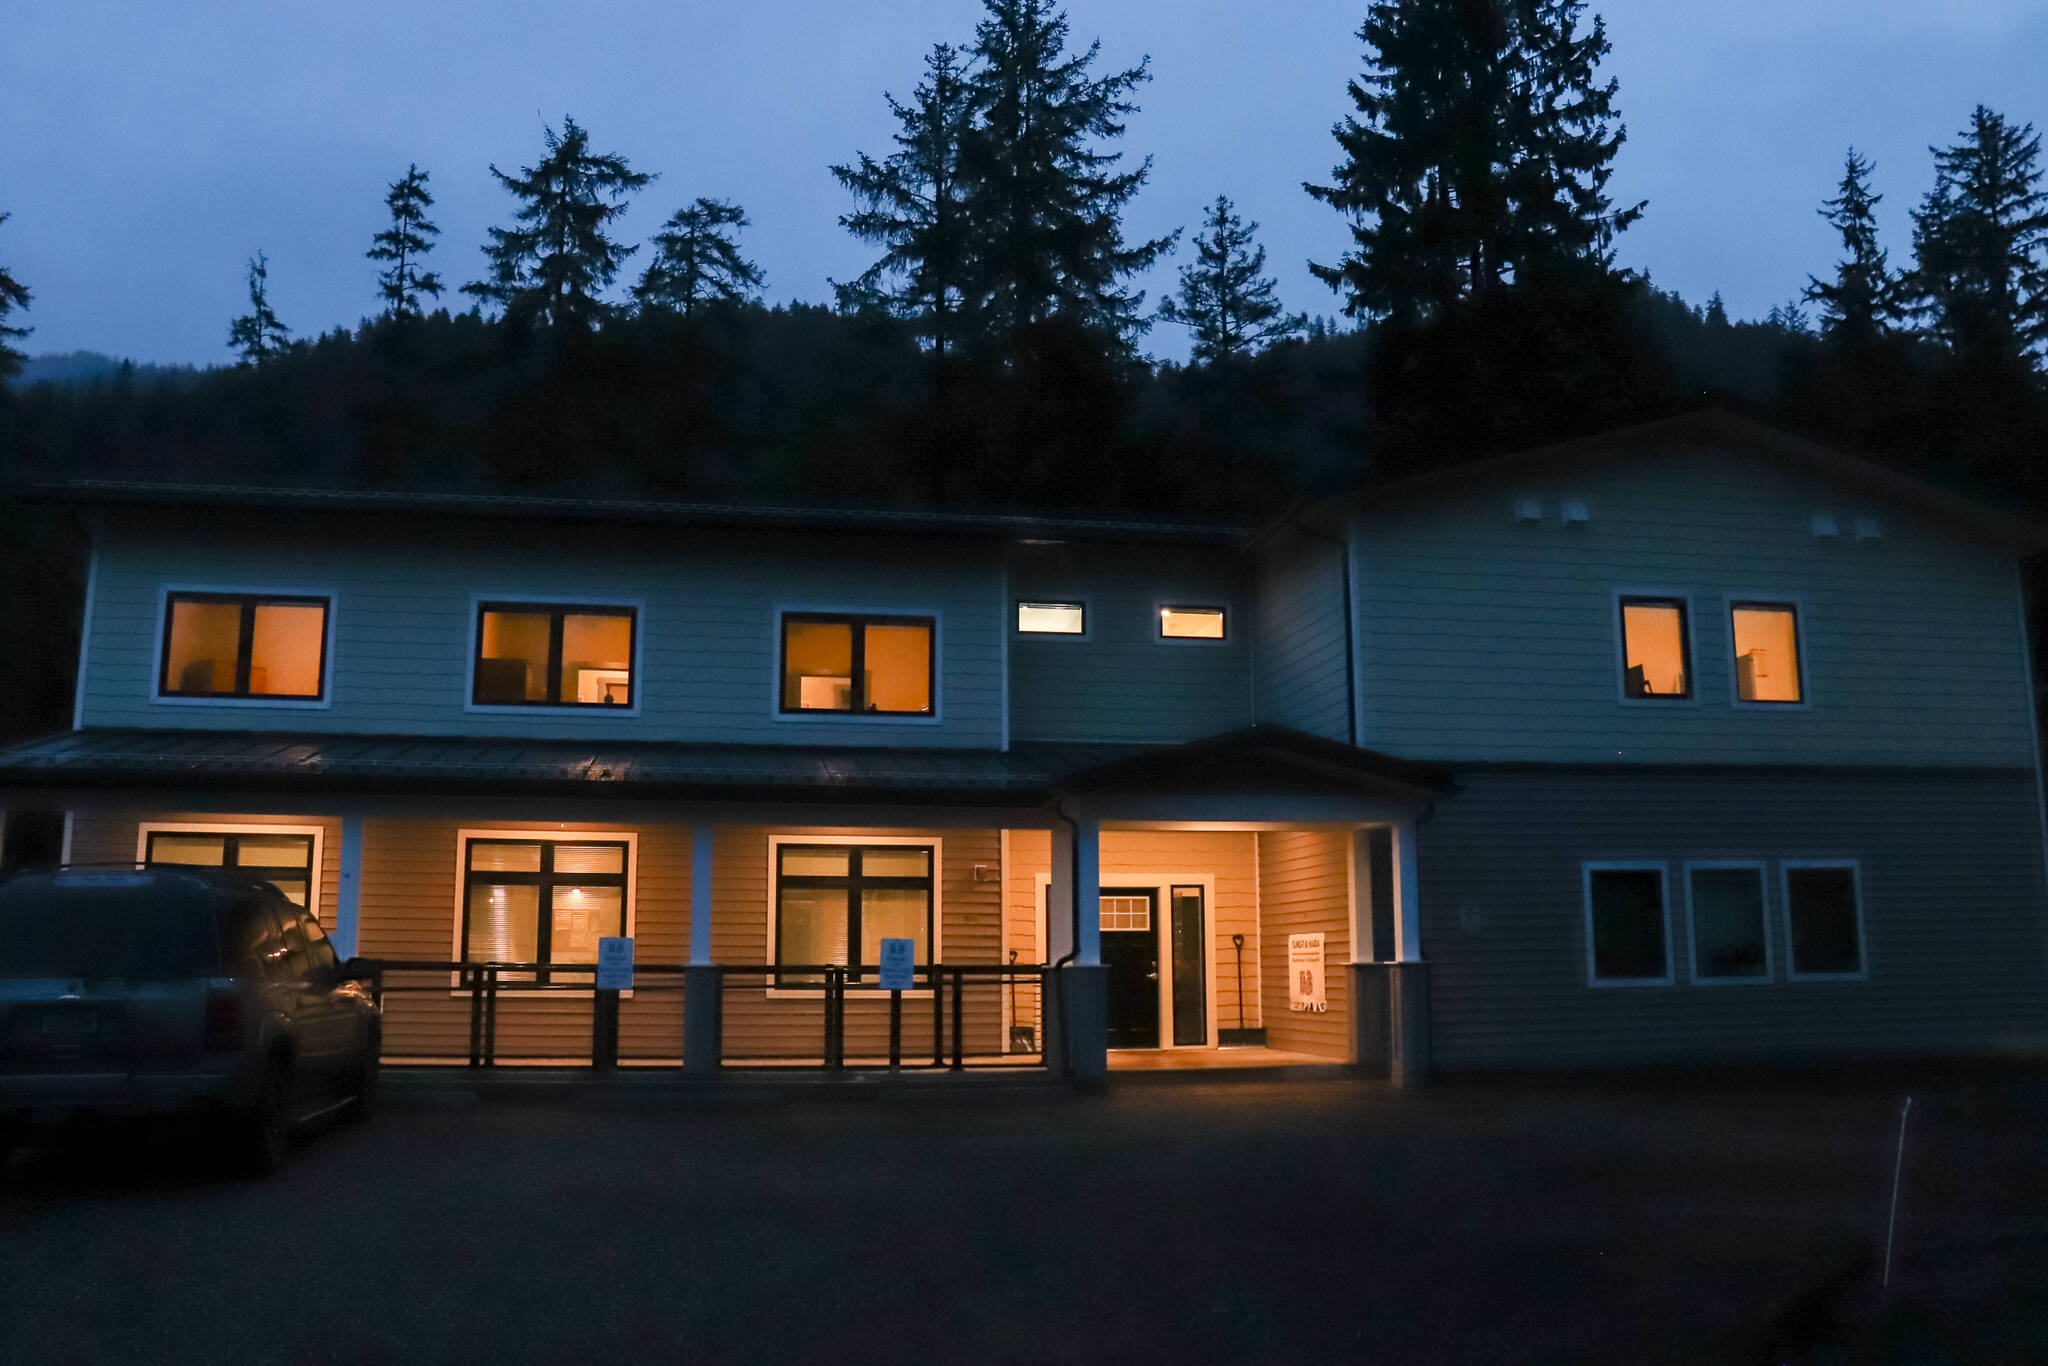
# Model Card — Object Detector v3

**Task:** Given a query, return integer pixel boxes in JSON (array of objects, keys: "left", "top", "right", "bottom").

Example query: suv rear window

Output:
[{"left": 0, "top": 875, "right": 219, "bottom": 980}]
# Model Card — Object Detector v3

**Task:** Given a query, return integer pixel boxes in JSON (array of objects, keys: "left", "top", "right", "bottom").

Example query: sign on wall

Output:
[
  {"left": 595, "top": 937, "right": 635, "bottom": 991},
  {"left": 1288, "top": 933, "right": 1326, "bottom": 1013},
  {"left": 877, "top": 937, "right": 916, "bottom": 992}
]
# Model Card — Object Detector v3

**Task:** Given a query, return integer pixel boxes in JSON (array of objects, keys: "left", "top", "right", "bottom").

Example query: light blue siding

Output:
[
  {"left": 1350, "top": 445, "right": 2038, "bottom": 766},
  {"left": 80, "top": 511, "right": 1005, "bottom": 747},
  {"left": 1249, "top": 528, "right": 1350, "bottom": 741},
  {"left": 1007, "top": 544, "right": 1252, "bottom": 743}
]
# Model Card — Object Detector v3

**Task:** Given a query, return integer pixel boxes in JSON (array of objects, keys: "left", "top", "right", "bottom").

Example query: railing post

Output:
[
  {"left": 889, "top": 988, "right": 902, "bottom": 1073},
  {"left": 593, "top": 987, "right": 620, "bottom": 1072},
  {"left": 467, "top": 966, "right": 484, "bottom": 1069},
  {"left": 950, "top": 966, "right": 965, "bottom": 1071},
  {"left": 932, "top": 963, "right": 944, "bottom": 1066},
  {"left": 826, "top": 966, "right": 844, "bottom": 1070},
  {"left": 684, "top": 964, "right": 722, "bottom": 1073}
]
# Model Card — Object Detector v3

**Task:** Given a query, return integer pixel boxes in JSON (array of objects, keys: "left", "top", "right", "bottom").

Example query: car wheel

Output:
[{"left": 237, "top": 1059, "right": 291, "bottom": 1177}]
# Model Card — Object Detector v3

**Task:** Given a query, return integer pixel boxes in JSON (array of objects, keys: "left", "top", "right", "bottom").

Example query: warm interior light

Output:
[
  {"left": 1732, "top": 605, "right": 1801, "bottom": 702},
  {"left": 864, "top": 623, "right": 931, "bottom": 712},
  {"left": 1017, "top": 602, "right": 1085, "bottom": 634},
  {"left": 1620, "top": 600, "right": 1688, "bottom": 697},
  {"left": 1160, "top": 606, "right": 1225, "bottom": 639}
]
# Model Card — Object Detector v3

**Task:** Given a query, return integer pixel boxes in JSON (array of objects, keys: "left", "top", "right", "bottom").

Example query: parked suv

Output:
[{"left": 0, "top": 866, "right": 381, "bottom": 1174}]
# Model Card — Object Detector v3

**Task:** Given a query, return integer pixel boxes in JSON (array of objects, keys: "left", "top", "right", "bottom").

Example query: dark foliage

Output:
[{"left": 0, "top": 212, "right": 30, "bottom": 379}]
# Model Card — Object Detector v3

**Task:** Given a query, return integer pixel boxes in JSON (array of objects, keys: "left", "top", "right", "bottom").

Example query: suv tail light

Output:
[{"left": 203, "top": 987, "right": 244, "bottom": 1051}]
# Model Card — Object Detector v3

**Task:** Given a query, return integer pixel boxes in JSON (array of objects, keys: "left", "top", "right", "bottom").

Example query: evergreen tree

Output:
[
  {"left": 1156, "top": 195, "right": 1305, "bottom": 362},
  {"left": 1908, "top": 107, "right": 2048, "bottom": 370},
  {"left": 227, "top": 251, "right": 291, "bottom": 365},
  {"left": 832, "top": 43, "right": 980, "bottom": 353},
  {"left": 632, "top": 198, "right": 765, "bottom": 316},
  {"left": 464, "top": 117, "right": 653, "bottom": 330},
  {"left": 1802, "top": 150, "right": 1902, "bottom": 344},
  {"left": 958, "top": 0, "right": 1177, "bottom": 351},
  {"left": 0, "top": 212, "right": 29, "bottom": 380},
  {"left": 367, "top": 164, "right": 444, "bottom": 318}
]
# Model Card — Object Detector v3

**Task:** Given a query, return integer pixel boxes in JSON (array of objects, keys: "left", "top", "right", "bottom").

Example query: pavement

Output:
[{"left": 3, "top": 1070, "right": 2046, "bottom": 1363}]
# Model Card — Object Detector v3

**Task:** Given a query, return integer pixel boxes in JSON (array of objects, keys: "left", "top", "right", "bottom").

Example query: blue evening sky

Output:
[{"left": 4, "top": 0, "right": 2042, "bottom": 365}]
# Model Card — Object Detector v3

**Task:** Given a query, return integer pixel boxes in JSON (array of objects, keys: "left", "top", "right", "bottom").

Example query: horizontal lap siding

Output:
[
  {"left": 1421, "top": 769, "right": 2048, "bottom": 1068},
  {"left": 82, "top": 511, "right": 1003, "bottom": 748},
  {"left": 1352, "top": 445, "right": 2037, "bottom": 765},
  {"left": 1257, "top": 831, "right": 1351, "bottom": 1058},
  {"left": 1250, "top": 532, "right": 1351, "bottom": 741}
]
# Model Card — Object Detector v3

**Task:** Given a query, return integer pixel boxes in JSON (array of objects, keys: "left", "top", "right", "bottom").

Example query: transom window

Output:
[
  {"left": 461, "top": 837, "right": 629, "bottom": 985},
  {"left": 1731, "top": 603, "right": 1803, "bottom": 703},
  {"left": 1685, "top": 863, "right": 1770, "bottom": 982},
  {"left": 1159, "top": 605, "right": 1227, "bottom": 639},
  {"left": 1016, "top": 601, "right": 1086, "bottom": 635},
  {"left": 775, "top": 843, "right": 935, "bottom": 985},
  {"left": 1583, "top": 863, "right": 1672, "bottom": 984},
  {"left": 780, "top": 614, "right": 934, "bottom": 715},
  {"left": 145, "top": 830, "right": 317, "bottom": 914},
  {"left": 1783, "top": 862, "right": 1864, "bottom": 979},
  {"left": 473, "top": 603, "right": 635, "bottom": 707},
  {"left": 1618, "top": 596, "right": 1691, "bottom": 699},
  {"left": 1099, "top": 895, "right": 1152, "bottom": 931},
  {"left": 159, "top": 592, "right": 328, "bottom": 700}
]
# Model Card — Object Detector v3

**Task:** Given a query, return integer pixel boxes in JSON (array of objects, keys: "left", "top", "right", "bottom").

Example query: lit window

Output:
[
  {"left": 473, "top": 603, "right": 635, "bottom": 707},
  {"left": 160, "top": 593, "right": 328, "bottom": 700},
  {"left": 1584, "top": 864, "right": 1670, "bottom": 984},
  {"left": 1731, "top": 603, "right": 1802, "bottom": 703},
  {"left": 1160, "top": 605, "right": 1226, "bottom": 639},
  {"left": 461, "top": 838, "right": 628, "bottom": 985},
  {"left": 1017, "top": 601, "right": 1085, "bottom": 635},
  {"left": 1686, "top": 864, "right": 1768, "bottom": 981},
  {"left": 780, "top": 614, "right": 933, "bottom": 714},
  {"left": 1618, "top": 597, "right": 1690, "bottom": 699},
  {"left": 775, "top": 843, "right": 934, "bottom": 986},
  {"left": 146, "top": 830, "right": 316, "bottom": 913},
  {"left": 1784, "top": 863, "right": 1863, "bottom": 979}
]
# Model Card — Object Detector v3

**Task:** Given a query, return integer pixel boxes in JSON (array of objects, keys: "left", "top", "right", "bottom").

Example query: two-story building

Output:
[{"left": 5, "top": 409, "right": 2047, "bottom": 1080}]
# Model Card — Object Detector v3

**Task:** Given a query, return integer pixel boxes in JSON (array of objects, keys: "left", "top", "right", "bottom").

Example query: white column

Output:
[
  {"left": 1074, "top": 813, "right": 1101, "bottom": 967},
  {"left": 334, "top": 814, "right": 363, "bottom": 959},
  {"left": 1347, "top": 825, "right": 1376, "bottom": 962},
  {"left": 1391, "top": 815, "right": 1422, "bottom": 963},
  {"left": 690, "top": 822, "right": 715, "bottom": 966}
]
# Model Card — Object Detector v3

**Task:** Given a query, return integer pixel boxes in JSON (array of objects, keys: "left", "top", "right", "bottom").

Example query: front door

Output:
[{"left": 1100, "top": 889, "right": 1159, "bottom": 1048}]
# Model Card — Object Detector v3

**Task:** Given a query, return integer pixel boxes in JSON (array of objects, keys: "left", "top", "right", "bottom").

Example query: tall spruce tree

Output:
[
  {"left": 367, "top": 164, "right": 444, "bottom": 318},
  {"left": 1157, "top": 195, "right": 1305, "bottom": 362},
  {"left": 832, "top": 43, "right": 980, "bottom": 353},
  {"left": 1908, "top": 107, "right": 2048, "bottom": 371},
  {"left": 1803, "top": 149, "right": 1904, "bottom": 345},
  {"left": 0, "top": 212, "right": 30, "bottom": 380},
  {"left": 957, "top": 0, "right": 1177, "bottom": 351},
  {"left": 464, "top": 117, "right": 653, "bottom": 330},
  {"left": 632, "top": 198, "right": 765, "bottom": 315},
  {"left": 227, "top": 251, "right": 291, "bottom": 365}
]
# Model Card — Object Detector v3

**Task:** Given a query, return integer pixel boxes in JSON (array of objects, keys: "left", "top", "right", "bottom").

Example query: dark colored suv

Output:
[{"left": 0, "top": 866, "right": 381, "bottom": 1174}]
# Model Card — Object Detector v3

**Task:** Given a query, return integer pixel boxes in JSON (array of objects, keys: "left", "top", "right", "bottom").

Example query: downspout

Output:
[
  {"left": 1285, "top": 507, "right": 1359, "bottom": 748},
  {"left": 2012, "top": 557, "right": 2048, "bottom": 985}
]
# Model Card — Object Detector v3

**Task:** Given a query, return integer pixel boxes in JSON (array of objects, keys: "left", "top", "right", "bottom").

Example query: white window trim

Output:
[
  {"left": 765, "top": 833, "right": 943, "bottom": 998},
  {"left": 1582, "top": 860, "right": 1675, "bottom": 987},
  {"left": 1154, "top": 600, "right": 1232, "bottom": 646},
  {"left": 769, "top": 605, "right": 945, "bottom": 725},
  {"left": 1611, "top": 587, "right": 1701, "bottom": 709},
  {"left": 1723, "top": 593, "right": 1813, "bottom": 711},
  {"left": 1681, "top": 859, "right": 1773, "bottom": 985},
  {"left": 1013, "top": 596, "right": 1092, "bottom": 641},
  {"left": 150, "top": 584, "right": 338, "bottom": 710},
  {"left": 463, "top": 593, "right": 646, "bottom": 718},
  {"left": 135, "top": 821, "right": 326, "bottom": 924},
  {"left": 450, "top": 828, "right": 640, "bottom": 996},
  {"left": 1779, "top": 858, "right": 1868, "bottom": 982}
]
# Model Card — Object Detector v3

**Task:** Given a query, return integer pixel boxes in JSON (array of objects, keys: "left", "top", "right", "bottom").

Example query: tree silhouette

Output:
[
  {"left": 1909, "top": 106, "right": 2048, "bottom": 371},
  {"left": 465, "top": 117, "right": 653, "bottom": 330},
  {"left": 227, "top": 251, "right": 291, "bottom": 365},
  {"left": 367, "top": 164, "right": 443, "bottom": 319},
  {"left": 0, "top": 212, "right": 30, "bottom": 380},
  {"left": 1157, "top": 195, "right": 1304, "bottom": 362},
  {"left": 1803, "top": 150, "right": 1904, "bottom": 345},
  {"left": 632, "top": 198, "right": 764, "bottom": 315}
]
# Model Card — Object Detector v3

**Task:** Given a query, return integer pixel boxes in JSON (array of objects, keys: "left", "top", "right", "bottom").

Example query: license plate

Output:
[{"left": 38, "top": 1010, "right": 100, "bottom": 1042}]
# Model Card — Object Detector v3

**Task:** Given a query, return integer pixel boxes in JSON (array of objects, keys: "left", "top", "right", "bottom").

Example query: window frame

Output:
[
  {"left": 1681, "top": 859, "right": 1774, "bottom": 985},
  {"left": 1612, "top": 589, "right": 1697, "bottom": 705},
  {"left": 1780, "top": 858, "right": 1868, "bottom": 982},
  {"left": 450, "top": 829, "right": 638, "bottom": 991},
  {"left": 1725, "top": 596, "right": 1811, "bottom": 709},
  {"left": 134, "top": 822, "right": 325, "bottom": 923},
  {"left": 1581, "top": 860, "right": 1675, "bottom": 987},
  {"left": 466, "top": 596, "right": 643, "bottom": 714},
  {"left": 1155, "top": 602, "right": 1231, "bottom": 645},
  {"left": 774, "top": 609, "right": 940, "bottom": 721},
  {"left": 1013, "top": 599, "right": 1090, "bottom": 640},
  {"left": 152, "top": 587, "right": 335, "bottom": 708},
  {"left": 766, "top": 834, "right": 942, "bottom": 995}
]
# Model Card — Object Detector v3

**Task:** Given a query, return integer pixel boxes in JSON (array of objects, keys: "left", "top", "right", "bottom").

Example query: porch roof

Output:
[{"left": 0, "top": 725, "right": 1446, "bottom": 806}]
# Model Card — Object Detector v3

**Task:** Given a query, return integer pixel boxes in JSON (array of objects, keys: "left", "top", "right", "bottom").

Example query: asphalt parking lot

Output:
[{"left": 3, "top": 1071, "right": 2046, "bottom": 1364}]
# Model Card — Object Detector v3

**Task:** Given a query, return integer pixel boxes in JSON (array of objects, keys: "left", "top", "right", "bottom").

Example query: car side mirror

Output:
[{"left": 342, "top": 956, "right": 378, "bottom": 982}]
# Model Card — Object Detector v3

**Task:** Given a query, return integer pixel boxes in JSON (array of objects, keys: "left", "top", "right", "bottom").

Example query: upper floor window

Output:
[
  {"left": 1159, "top": 605, "right": 1227, "bottom": 640},
  {"left": 1618, "top": 596, "right": 1690, "bottom": 699},
  {"left": 160, "top": 592, "right": 329, "bottom": 701},
  {"left": 1016, "top": 601, "right": 1086, "bottom": 635},
  {"left": 1731, "top": 603, "right": 1803, "bottom": 703},
  {"left": 780, "top": 613, "right": 933, "bottom": 715},
  {"left": 473, "top": 603, "right": 635, "bottom": 708}
]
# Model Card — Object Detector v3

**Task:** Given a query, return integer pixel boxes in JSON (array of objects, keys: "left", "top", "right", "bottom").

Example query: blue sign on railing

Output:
[{"left": 877, "top": 938, "right": 916, "bottom": 992}]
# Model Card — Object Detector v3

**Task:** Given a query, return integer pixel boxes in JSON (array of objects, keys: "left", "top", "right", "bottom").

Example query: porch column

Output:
[
  {"left": 1346, "top": 826, "right": 1386, "bottom": 1069},
  {"left": 1047, "top": 810, "right": 1106, "bottom": 1085},
  {"left": 684, "top": 821, "right": 721, "bottom": 1073},
  {"left": 1386, "top": 815, "right": 1431, "bottom": 1087},
  {"left": 333, "top": 814, "right": 363, "bottom": 959}
]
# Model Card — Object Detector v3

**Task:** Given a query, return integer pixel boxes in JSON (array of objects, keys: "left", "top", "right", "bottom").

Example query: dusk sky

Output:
[{"left": 5, "top": 0, "right": 2043, "bottom": 366}]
